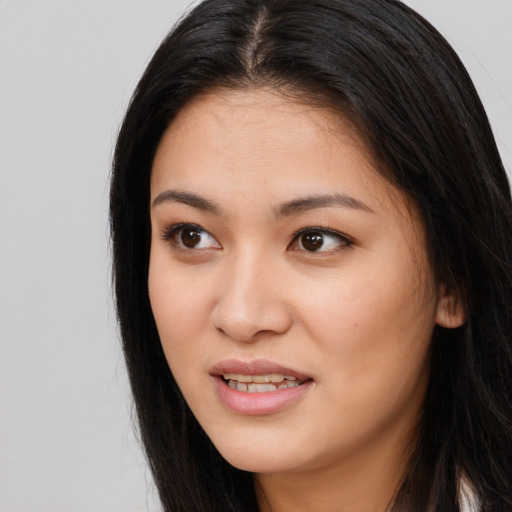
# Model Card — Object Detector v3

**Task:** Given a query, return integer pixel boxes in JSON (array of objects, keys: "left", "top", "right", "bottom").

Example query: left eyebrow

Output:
[
  {"left": 273, "top": 193, "right": 374, "bottom": 220},
  {"left": 152, "top": 189, "right": 223, "bottom": 215}
]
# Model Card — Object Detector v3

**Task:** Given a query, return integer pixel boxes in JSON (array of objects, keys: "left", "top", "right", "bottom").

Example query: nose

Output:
[{"left": 210, "top": 252, "right": 293, "bottom": 342}]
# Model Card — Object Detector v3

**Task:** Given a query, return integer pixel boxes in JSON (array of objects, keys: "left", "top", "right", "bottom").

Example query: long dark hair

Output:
[{"left": 110, "top": 0, "right": 512, "bottom": 510}]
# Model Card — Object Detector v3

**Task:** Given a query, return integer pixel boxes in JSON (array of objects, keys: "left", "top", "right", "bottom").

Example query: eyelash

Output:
[{"left": 161, "top": 222, "right": 354, "bottom": 253}]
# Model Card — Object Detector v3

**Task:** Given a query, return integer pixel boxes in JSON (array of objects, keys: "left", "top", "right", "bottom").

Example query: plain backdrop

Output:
[{"left": 0, "top": 1, "right": 510, "bottom": 511}]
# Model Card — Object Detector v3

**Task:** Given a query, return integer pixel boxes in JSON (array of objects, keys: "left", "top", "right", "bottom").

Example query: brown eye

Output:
[
  {"left": 180, "top": 228, "right": 202, "bottom": 248},
  {"left": 162, "top": 223, "right": 220, "bottom": 250},
  {"left": 292, "top": 228, "right": 352, "bottom": 253},
  {"left": 300, "top": 232, "right": 325, "bottom": 252}
]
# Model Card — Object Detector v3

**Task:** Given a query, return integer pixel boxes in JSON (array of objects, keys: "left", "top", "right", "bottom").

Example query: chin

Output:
[
  {"left": 222, "top": 451, "right": 295, "bottom": 473},
  {"left": 209, "top": 434, "right": 308, "bottom": 474}
]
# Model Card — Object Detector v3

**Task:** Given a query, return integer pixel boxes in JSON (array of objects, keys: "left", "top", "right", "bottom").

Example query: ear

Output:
[{"left": 435, "top": 283, "right": 466, "bottom": 328}]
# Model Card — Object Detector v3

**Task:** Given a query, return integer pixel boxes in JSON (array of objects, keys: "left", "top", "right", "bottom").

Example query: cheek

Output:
[
  {"left": 294, "top": 256, "right": 437, "bottom": 388},
  {"left": 148, "top": 257, "right": 216, "bottom": 413},
  {"left": 297, "top": 268, "right": 430, "bottom": 339},
  {"left": 148, "top": 251, "right": 212, "bottom": 358},
  {"left": 293, "top": 273, "right": 435, "bottom": 454}
]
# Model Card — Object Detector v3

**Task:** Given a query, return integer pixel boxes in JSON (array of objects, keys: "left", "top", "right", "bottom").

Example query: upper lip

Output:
[{"left": 210, "top": 358, "right": 312, "bottom": 381}]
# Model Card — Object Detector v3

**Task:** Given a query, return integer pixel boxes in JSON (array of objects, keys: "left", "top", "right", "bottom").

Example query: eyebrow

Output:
[
  {"left": 152, "top": 189, "right": 223, "bottom": 214},
  {"left": 152, "top": 189, "right": 373, "bottom": 218},
  {"left": 273, "top": 193, "right": 374, "bottom": 219}
]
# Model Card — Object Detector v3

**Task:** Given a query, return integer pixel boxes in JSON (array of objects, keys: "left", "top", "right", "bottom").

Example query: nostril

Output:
[
  {"left": 210, "top": 270, "right": 293, "bottom": 341},
  {"left": 212, "top": 307, "right": 292, "bottom": 342},
  {"left": 213, "top": 320, "right": 264, "bottom": 343}
]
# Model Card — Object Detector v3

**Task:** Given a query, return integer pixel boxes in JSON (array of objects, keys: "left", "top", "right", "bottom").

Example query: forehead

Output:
[{"left": 151, "top": 88, "right": 409, "bottom": 218}]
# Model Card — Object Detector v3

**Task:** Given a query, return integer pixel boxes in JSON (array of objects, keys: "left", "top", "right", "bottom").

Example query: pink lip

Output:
[
  {"left": 210, "top": 359, "right": 314, "bottom": 415},
  {"left": 210, "top": 359, "right": 311, "bottom": 380}
]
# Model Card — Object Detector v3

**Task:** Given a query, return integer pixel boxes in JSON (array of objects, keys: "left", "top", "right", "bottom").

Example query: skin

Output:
[{"left": 148, "top": 89, "right": 463, "bottom": 512}]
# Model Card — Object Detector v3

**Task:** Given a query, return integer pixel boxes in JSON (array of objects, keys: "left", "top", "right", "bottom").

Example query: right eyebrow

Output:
[
  {"left": 152, "top": 189, "right": 223, "bottom": 215},
  {"left": 273, "top": 193, "right": 374, "bottom": 220}
]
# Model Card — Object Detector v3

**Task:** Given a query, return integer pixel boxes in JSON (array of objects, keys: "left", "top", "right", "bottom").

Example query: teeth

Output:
[
  {"left": 222, "top": 373, "right": 298, "bottom": 383},
  {"left": 247, "top": 383, "right": 276, "bottom": 393},
  {"left": 221, "top": 373, "right": 305, "bottom": 393},
  {"left": 252, "top": 375, "right": 272, "bottom": 383},
  {"left": 278, "top": 381, "right": 300, "bottom": 389},
  {"left": 224, "top": 376, "right": 305, "bottom": 393}
]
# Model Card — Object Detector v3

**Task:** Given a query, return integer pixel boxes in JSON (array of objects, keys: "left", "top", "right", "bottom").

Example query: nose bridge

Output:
[{"left": 211, "top": 245, "right": 291, "bottom": 342}]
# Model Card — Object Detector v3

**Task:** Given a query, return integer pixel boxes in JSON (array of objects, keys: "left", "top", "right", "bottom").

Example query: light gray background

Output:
[{"left": 0, "top": 1, "right": 510, "bottom": 511}]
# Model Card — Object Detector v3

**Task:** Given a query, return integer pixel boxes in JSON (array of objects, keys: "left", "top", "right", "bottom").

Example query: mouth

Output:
[
  {"left": 221, "top": 373, "right": 306, "bottom": 393},
  {"left": 211, "top": 360, "right": 314, "bottom": 415}
]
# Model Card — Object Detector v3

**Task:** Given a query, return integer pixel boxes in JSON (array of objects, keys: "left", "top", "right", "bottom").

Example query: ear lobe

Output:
[{"left": 435, "top": 283, "right": 466, "bottom": 328}]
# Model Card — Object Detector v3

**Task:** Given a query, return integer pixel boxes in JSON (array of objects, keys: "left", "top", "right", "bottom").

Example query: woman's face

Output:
[{"left": 148, "top": 89, "right": 459, "bottom": 477}]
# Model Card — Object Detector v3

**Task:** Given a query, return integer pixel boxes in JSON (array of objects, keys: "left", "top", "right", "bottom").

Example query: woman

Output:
[{"left": 110, "top": 0, "right": 512, "bottom": 510}]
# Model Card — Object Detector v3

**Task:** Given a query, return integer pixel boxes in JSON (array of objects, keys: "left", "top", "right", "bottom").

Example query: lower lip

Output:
[{"left": 212, "top": 376, "right": 314, "bottom": 415}]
